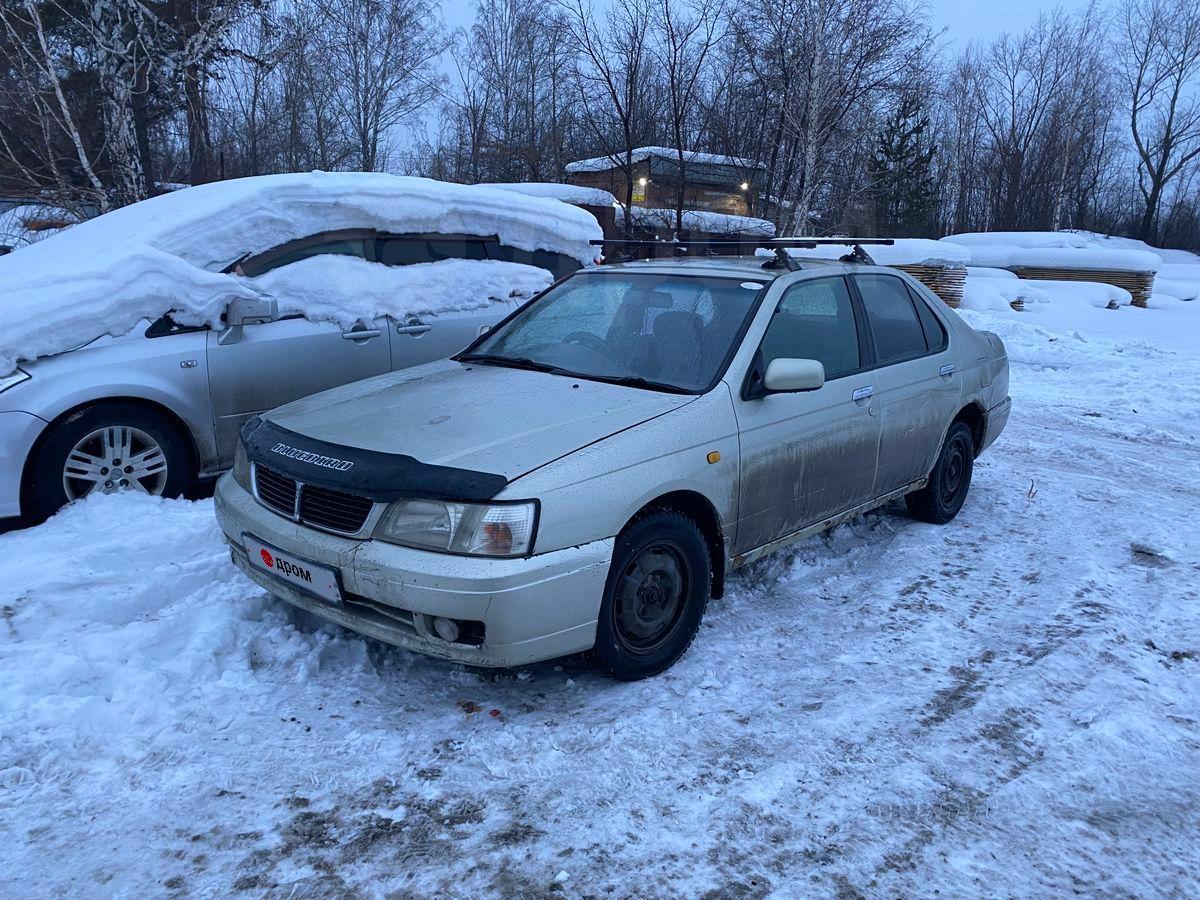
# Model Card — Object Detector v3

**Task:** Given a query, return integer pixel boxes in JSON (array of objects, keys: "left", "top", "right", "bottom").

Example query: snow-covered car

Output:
[
  {"left": 213, "top": 249, "right": 1011, "bottom": 679},
  {"left": 0, "top": 172, "right": 600, "bottom": 521}
]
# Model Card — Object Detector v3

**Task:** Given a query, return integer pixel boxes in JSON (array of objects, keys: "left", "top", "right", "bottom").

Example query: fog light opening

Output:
[{"left": 432, "top": 616, "right": 460, "bottom": 643}]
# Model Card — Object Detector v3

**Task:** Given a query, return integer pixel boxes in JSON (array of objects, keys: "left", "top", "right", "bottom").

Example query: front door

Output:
[
  {"left": 732, "top": 275, "right": 882, "bottom": 554},
  {"left": 206, "top": 316, "right": 392, "bottom": 467}
]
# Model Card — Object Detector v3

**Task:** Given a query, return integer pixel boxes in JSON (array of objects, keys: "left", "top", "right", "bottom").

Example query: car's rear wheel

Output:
[
  {"left": 593, "top": 510, "right": 710, "bottom": 680},
  {"left": 905, "top": 420, "right": 975, "bottom": 524},
  {"left": 26, "top": 403, "right": 191, "bottom": 521}
]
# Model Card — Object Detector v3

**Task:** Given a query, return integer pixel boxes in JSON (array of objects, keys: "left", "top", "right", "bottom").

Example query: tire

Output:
[
  {"left": 25, "top": 402, "right": 191, "bottom": 521},
  {"left": 905, "top": 420, "right": 975, "bottom": 525},
  {"left": 593, "top": 510, "right": 711, "bottom": 680}
]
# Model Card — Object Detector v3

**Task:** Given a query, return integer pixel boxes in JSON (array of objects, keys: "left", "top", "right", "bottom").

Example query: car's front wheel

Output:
[
  {"left": 26, "top": 402, "right": 191, "bottom": 521},
  {"left": 593, "top": 510, "right": 711, "bottom": 680},
  {"left": 905, "top": 420, "right": 975, "bottom": 524}
]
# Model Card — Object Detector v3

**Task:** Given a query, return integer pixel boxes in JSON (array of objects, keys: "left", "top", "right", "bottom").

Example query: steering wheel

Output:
[{"left": 563, "top": 331, "right": 609, "bottom": 353}]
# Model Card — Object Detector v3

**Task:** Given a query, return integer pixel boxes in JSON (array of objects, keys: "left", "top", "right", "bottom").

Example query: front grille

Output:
[
  {"left": 252, "top": 464, "right": 374, "bottom": 535},
  {"left": 299, "top": 483, "right": 375, "bottom": 534},
  {"left": 254, "top": 465, "right": 297, "bottom": 517}
]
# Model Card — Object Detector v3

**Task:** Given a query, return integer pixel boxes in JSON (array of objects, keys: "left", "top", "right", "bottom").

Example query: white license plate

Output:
[{"left": 243, "top": 534, "right": 342, "bottom": 605}]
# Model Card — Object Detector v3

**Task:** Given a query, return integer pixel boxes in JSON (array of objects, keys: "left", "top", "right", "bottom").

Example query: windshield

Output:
[{"left": 460, "top": 271, "right": 766, "bottom": 393}]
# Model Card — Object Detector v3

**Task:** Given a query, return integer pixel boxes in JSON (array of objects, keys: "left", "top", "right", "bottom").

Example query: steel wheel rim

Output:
[
  {"left": 613, "top": 541, "right": 690, "bottom": 655},
  {"left": 63, "top": 425, "right": 168, "bottom": 500},
  {"left": 940, "top": 435, "right": 969, "bottom": 506}
]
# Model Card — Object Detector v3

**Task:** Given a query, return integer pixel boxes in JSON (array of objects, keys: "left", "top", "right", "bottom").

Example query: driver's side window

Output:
[
  {"left": 760, "top": 277, "right": 861, "bottom": 380},
  {"left": 239, "top": 233, "right": 367, "bottom": 277}
]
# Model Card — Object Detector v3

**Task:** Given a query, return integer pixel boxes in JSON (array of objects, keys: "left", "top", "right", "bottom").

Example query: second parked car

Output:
[{"left": 0, "top": 173, "right": 598, "bottom": 521}]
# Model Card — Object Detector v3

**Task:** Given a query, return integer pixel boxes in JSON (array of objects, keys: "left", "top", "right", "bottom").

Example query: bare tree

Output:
[
  {"left": 315, "top": 0, "right": 448, "bottom": 171},
  {"left": 563, "top": 0, "right": 660, "bottom": 233},
  {"left": 1118, "top": 0, "right": 1200, "bottom": 241},
  {"left": 653, "top": 0, "right": 723, "bottom": 234}
]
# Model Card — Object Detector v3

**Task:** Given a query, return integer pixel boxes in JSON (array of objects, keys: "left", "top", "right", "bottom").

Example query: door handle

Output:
[
  {"left": 939, "top": 364, "right": 956, "bottom": 377},
  {"left": 396, "top": 323, "right": 432, "bottom": 336},
  {"left": 851, "top": 386, "right": 874, "bottom": 402},
  {"left": 341, "top": 328, "right": 382, "bottom": 341}
]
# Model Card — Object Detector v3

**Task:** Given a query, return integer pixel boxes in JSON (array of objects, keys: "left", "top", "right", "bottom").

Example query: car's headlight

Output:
[
  {"left": 0, "top": 368, "right": 30, "bottom": 395},
  {"left": 232, "top": 439, "right": 252, "bottom": 492},
  {"left": 373, "top": 499, "right": 538, "bottom": 557}
]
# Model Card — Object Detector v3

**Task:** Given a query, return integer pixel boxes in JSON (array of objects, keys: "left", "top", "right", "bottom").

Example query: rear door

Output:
[
  {"left": 731, "top": 275, "right": 881, "bottom": 554},
  {"left": 206, "top": 233, "right": 392, "bottom": 466},
  {"left": 851, "top": 273, "right": 962, "bottom": 493}
]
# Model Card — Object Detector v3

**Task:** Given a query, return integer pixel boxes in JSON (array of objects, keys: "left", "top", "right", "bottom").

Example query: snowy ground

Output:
[{"left": 2, "top": 299, "right": 1199, "bottom": 897}]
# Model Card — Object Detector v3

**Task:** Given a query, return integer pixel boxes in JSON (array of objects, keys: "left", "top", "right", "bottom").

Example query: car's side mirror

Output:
[
  {"left": 225, "top": 296, "right": 279, "bottom": 327},
  {"left": 763, "top": 358, "right": 825, "bottom": 393}
]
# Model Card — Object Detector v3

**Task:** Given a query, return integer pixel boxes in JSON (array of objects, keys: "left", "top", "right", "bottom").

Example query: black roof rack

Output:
[{"left": 589, "top": 237, "right": 895, "bottom": 271}]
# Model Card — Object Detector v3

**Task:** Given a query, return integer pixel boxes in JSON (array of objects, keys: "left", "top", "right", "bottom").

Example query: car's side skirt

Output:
[{"left": 729, "top": 478, "right": 928, "bottom": 571}]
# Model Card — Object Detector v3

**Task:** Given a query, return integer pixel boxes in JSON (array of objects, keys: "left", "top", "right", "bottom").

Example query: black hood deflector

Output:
[{"left": 241, "top": 417, "right": 508, "bottom": 502}]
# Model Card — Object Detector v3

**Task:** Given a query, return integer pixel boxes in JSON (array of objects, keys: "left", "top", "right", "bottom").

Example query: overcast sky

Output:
[{"left": 439, "top": 0, "right": 1095, "bottom": 49}]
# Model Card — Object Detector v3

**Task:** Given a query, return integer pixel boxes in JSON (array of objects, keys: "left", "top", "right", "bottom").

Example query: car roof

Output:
[{"left": 592, "top": 255, "right": 851, "bottom": 280}]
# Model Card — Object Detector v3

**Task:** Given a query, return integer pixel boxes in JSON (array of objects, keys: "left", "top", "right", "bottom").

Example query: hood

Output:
[{"left": 263, "top": 359, "right": 695, "bottom": 483}]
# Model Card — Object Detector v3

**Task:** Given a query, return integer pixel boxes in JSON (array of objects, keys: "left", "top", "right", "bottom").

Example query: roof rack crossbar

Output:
[{"left": 589, "top": 237, "right": 893, "bottom": 267}]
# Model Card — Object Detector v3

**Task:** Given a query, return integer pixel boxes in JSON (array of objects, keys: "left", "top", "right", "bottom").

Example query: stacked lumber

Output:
[
  {"left": 1011, "top": 266, "right": 1155, "bottom": 308},
  {"left": 895, "top": 263, "right": 967, "bottom": 309}
]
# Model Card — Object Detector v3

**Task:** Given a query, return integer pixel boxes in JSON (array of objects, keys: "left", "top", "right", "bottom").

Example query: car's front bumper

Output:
[
  {"left": 214, "top": 473, "right": 613, "bottom": 667},
  {"left": 0, "top": 410, "right": 47, "bottom": 518}
]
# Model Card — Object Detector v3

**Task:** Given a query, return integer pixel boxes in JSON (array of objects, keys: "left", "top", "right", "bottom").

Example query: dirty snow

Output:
[
  {"left": 2, "top": 297, "right": 1199, "bottom": 896},
  {"left": 0, "top": 172, "right": 601, "bottom": 374},
  {"left": 254, "top": 257, "right": 551, "bottom": 328}
]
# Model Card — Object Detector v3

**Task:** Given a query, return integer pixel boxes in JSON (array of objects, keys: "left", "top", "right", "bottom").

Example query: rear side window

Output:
[
  {"left": 760, "top": 276, "right": 861, "bottom": 379},
  {"left": 908, "top": 285, "right": 948, "bottom": 352},
  {"left": 486, "top": 244, "right": 580, "bottom": 280},
  {"left": 380, "top": 236, "right": 489, "bottom": 266},
  {"left": 855, "top": 274, "right": 928, "bottom": 365}
]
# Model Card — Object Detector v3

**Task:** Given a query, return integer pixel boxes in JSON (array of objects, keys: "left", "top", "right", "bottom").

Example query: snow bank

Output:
[
  {"left": 256, "top": 256, "right": 550, "bottom": 326},
  {"left": 627, "top": 206, "right": 775, "bottom": 236},
  {"left": 967, "top": 266, "right": 1017, "bottom": 279},
  {"left": 941, "top": 231, "right": 1161, "bottom": 272},
  {"left": 480, "top": 182, "right": 617, "bottom": 207},
  {"left": 779, "top": 237, "right": 969, "bottom": 266},
  {"left": 962, "top": 275, "right": 1049, "bottom": 312},
  {"left": 566, "top": 146, "right": 762, "bottom": 173},
  {"left": 0, "top": 172, "right": 601, "bottom": 373}
]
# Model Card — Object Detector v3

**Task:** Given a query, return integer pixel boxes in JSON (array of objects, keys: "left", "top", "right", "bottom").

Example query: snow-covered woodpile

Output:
[
  {"left": 1008, "top": 266, "right": 1155, "bottom": 307},
  {"left": 893, "top": 263, "right": 967, "bottom": 308}
]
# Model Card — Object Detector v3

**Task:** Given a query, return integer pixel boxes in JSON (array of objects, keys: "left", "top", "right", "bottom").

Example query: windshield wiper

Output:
[
  {"left": 457, "top": 353, "right": 569, "bottom": 375},
  {"left": 581, "top": 374, "right": 694, "bottom": 395}
]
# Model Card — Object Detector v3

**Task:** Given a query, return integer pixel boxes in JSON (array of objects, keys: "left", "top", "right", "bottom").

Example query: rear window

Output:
[
  {"left": 908, "top": 285, "right": 948, "bottom": 352},
  {"left": 854, "top": 273, "right": 929, "bottom": 365},
  {"left": 486, "top": 244, "right": 580, "bottom": 280}
]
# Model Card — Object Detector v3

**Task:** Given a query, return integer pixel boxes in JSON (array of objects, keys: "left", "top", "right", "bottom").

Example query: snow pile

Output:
[
  {"left": 255, "top": 256, "right": 551, "bottom": 326},
  {"left": 0, "top": 172, "right": 602, "bottom": 373},
  {"left": 962, "top": 274, "right": 1049, "bottom": 312},
  {"left": 1154, "top": 263, "right": 1200, "bottom": 302},
  {"left": 941, "top": 231, "right": 1161, "bottom": 272},
  {"left": 566, "top": 146, "right": 763, "bottom": 173},
  {"left": 779, "top": 237, "right": 970, "bottom": 267},
  {"left": 0, "top": 204, "right": 77, "bottom": 251},
  {"left": 480, "top": 182, "right": 617, "bottom": 207},
  {"left": 627, "top": 205, "right": 775, "bottom": 236}
]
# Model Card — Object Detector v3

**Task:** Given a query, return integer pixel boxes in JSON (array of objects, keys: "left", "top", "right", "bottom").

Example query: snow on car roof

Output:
[
  {"left": 0, "top": 172, "right": 602, "bottom": 373},
  {"left": 565, "top": 147, "right": 764, "bottom": 173},
  {"left": 479, "top": 182, "right": 617, "bottom": 207}
]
